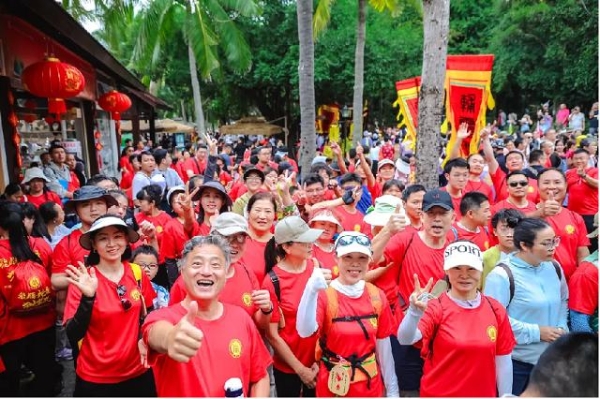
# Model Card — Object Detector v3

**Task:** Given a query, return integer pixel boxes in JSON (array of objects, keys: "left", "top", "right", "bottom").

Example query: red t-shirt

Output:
[
  {"left": 439, "top": 187, "right": 463, "bottom": 221},
  {"left": 375, "top": 231, "right": 447, "bottom": 316},
  {"left": 0, "top": 238, "right": 55, "bottom": 345},
  {"left": 120, "top": 169, "right": 134, "bottom": 190},
  {"left": 27, "top": 191, "right": 63, "bottom": 208},
  {"left": 568, "top": 260, "right": 598, "bottom": 316},
  {"left": 261, "top": 259, "right": 319, "bottom": 373},
  {"left": 63, "top": 262, "right": 156, "bottom": 383},
  {"left": 315, "top": 287, "right": 396, "bottom": 397},
  {"left": 334, "top": 206, "right": 372, "bottom": 237},
  {"left": 256, "top": 161, "right": 279, "bottom": 171},
  {"left": 368, "top": 182, "right": 383, "bottom": 203},
  {"left": 491, "top": 199, "right": 537, "bottom": 217},
  {"left": 418, "top": 293, "right": 515, "bottom": 397},
  {"left": 447, "top": 223, "right": 491, "bottom": 251},
  {"left": 135, "top": 211, "right": 173, "bottom": 250},
  {"left": 171, "top": 162, "right": 186, "bottom": 182},
  {"left": 219, "top": 171, "right": 233, "bottom": 187},
  {"left": 143, "top": 303, "right": 271, "bottom": 397},
  {"left": 183, "top": 157, "right": 207, "bottom": 178},
  {"left": 312, "top": 245, "right": 339, "bottom": 279},
  {"left": 169, "top": 261, "right": 260, "bottom": 318},
  {"left": 545, "top": 209, "right": 590, "bottom": 281},
  {"left": 465, "top": 179, "right": 494, "bottom": 205},
  {"left": 160, "top": 218, "right": 187, "bottom": 261},
  {"left": 241, "top": 238, "right": 269, "bottom": 284},
  {"left": 491, "top": 168, "right": 539, "bottom": 203},
  {"left": 566, "top": 167, "right": 599, "bottom": 215},
  {"left": 52, "top": 229, "right": 90, "bottom": 275},
  {"left": 229, "top": 180, "right": 245, "bottom": 201}
]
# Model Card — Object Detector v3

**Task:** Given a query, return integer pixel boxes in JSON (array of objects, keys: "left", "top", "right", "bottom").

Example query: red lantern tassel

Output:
[
  {"left": 112, "top": 111, "right": 121, "bottom": 121},
  {"left": 48, "top": 98, "right": 67, "bottom": 116}
]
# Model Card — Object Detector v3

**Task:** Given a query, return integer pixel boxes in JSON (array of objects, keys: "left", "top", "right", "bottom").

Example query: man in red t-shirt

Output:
[
  {"left": 255, "top": 146, "right": 278, "bottom": 171},
  {"left": 447, "top": 191, "right": 492, "bottom": 250},
  {"left": 537, "top": 168, "right": 590, "bottom": 281},
  {"left": 464, "top": 152, "right": 494, "bottom": 204},
  {"left": 369, "top": 189, "right": 455, "bottom": 394},
  {"left": 143, "top": 235, "right": 272, "bottom": 397},
  {"left": 182, "top": 144, "right": 208, "bottom": 182},
  {"left": 440, "top": 158, "right": 469, "bottom": 220},
  {"left": 566, "top": 149, "right": 599, "bottom": 250},
  {"left": 481, "top": 128, "right": 539, "bottom": 202},
  {"left": 491, "top": 171, "right": 539, "bottom": 218}
]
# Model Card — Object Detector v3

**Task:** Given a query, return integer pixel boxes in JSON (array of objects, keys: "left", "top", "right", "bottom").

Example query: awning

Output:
[
  {"left": 220, "top": 117, "right": 284, "bottom": 136},
  {"left": 120, "top": 119, "right": 194, "bottom": 133},
  {"left": 125, "top": 88, "right": 171, "bottom": 110}
]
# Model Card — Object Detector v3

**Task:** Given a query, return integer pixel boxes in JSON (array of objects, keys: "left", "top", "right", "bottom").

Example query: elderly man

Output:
[{"left": 142, "top": 235, "right": 272, "bottom": 397}]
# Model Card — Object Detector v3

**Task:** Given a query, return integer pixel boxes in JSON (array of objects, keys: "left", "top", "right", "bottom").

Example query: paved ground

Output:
[{"left": 58, "top": 359, "right": 75, "bottom": 397}]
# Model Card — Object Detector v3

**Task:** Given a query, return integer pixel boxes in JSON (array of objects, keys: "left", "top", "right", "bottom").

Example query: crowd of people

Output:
[{"left": 0, "top": 103, "right": 598, "bottom": 397}]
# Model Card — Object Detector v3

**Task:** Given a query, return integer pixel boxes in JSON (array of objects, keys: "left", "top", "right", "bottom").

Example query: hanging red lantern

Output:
[
  {"left": 24, "top": 99, "right": 37, "bottom": 111},
  {"left": 21, "top": 57, "right": 85, "bottom": 117},
  {"left": 98, "top": 90, "right": 132, "bottom": 121}
]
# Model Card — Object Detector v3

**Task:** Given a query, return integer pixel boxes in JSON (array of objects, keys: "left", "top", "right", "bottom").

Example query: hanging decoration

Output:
[
  {"left": 393, "top": 77, "right": 421, "bottom": 152},
  {"left": 21, "top": 57, "right": 85, "bottom": 119},
  {"left": 98, "top": 90, "right": 132, "bottom": 132},
  {"left": 7, "top": 92, "right": 23, "bottom": 173}
]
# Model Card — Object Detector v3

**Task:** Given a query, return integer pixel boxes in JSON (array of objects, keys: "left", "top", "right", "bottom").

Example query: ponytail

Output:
[{"left": 264, "top": 237, "right": 287, "bottom": 274}]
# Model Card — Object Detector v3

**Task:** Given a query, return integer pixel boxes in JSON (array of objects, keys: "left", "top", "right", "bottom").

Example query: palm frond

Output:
[
  {"left": 313, "top": 0, "right": 336, "bottom": 40},
  {"left": 184, "top": 8, "right": 220, "bottom": 79},
  {"left": 210, "top": 0, "right": 262, "bottom": 18}
]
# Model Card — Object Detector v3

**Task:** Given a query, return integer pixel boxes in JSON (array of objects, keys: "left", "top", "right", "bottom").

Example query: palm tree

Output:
[
  {"left": 416, "top": 0, "right": 449, "bottom": 189},
  {"left": 297, "top": 0, "right": 317, "bottom": 175}
]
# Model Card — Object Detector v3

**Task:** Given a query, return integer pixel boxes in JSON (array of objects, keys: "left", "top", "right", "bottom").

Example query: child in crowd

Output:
[{"left": 131, "top": 245, "right": 169, "bottom": 309}]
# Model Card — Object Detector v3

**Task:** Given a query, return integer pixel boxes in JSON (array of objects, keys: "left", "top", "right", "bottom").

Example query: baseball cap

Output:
[
  {"left": 166, "top": 185, "right": 185, "bottom": 207},
  {"left": 377, "top": 158, "right": 396, "bottom": 171},
  {"left": 364, "top": 195, "right": 403, "bottom": 226},
  {"left": 422, "top": 189, "right": 454, "bottom": 212},
  {"left": 210, "top": 212, "right": 248, "bottom": 236},
  {"left": 334, "top": 232, "right": 372, "bottom": 258},
  {"left": 274, "top": 216, "right": 323, "bottom": 244},
  {"left": 443, "top": 241, "right": 483, "bottom": 271},
  {"left": 79, "top": 215, "right": 140, "bottom": 250}
]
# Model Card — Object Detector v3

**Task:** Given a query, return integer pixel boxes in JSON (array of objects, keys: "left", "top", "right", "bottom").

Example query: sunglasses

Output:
[
  {"left": 508, "top": 181, "right": 528, "bottom": 188},
  {"left": 116, "top": 284, "right": 132, "bottom": 311},
  {"left": 335, "top": 234, "right": 371, "bottom": 249},
  {"left": 226, "top": 234, "right": 247, "bottom": 244}
]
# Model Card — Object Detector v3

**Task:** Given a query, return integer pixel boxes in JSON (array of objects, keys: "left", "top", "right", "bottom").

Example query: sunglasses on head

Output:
[
  {"left": 335, "top": 234, "right": 371, "bottom": 249},
  {"left": 508, "top": 181, "right": 528, "bottom": 188},
  {"left": 116, "top": 284, "right": 132, "bottom": 311}
]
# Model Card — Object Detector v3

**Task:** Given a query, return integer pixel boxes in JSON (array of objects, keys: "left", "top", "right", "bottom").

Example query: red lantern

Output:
[
  {"left": 98, "top": 90, "right": 132, "bottom": 121},
  {"left": 21, "top": 57, "right": 85, "bottom": 117}
]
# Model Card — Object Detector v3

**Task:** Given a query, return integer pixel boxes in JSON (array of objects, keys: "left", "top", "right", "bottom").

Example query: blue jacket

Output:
[{"left": 484, "top": 254, "right": 569, "bottom": 365}]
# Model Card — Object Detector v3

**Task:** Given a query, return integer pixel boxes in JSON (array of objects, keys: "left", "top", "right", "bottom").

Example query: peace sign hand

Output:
[
  {"left": 65, "top": 262, "right": 98, "bottom": 298},
  {"left": 409, "top": 274, "right": 434, "bottom": 312},
  {"left": 181, "top": 182, "right": 200, "bottom": 213}
]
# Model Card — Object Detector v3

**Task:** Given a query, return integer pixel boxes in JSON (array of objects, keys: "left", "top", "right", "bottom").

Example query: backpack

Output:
[
  {"left": 0, "top": 259, "right": 53, "bottom": 314},
  {"left": 496, "top": 260, "right": 562, "bottom": 304}
]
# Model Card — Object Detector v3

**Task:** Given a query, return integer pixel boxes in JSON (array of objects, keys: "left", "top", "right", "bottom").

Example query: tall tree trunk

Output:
[
  {"left": 296, "top": 0, "right": 316, "bottom": 176},
  {"left": 352, "top": 0, "right": 367, "bottom": 144},
  {"left": 416, "top": 0, "right": 449, "bottom": 190},
  {"left": 188, "top": 43, "right": 206, "bottom": 137}
]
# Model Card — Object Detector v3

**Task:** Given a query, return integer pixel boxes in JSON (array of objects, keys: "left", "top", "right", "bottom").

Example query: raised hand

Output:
[
  {"left": 479, "top": 123, "right": 495, "bottom": 140},
  {"left": 541, "top": 190, "right": 561, "bottom": 217},
  {"left": 408, "top": 274, "right": 434, "bottom": 312},
  {"left": 457, "top": 122, "right": 471, "bottom": 140},
  {"left": 330, "top": 142, "right": 341, "bottom": 156},
  {"left": 181, "top": 182, "right": 200, "bottom": 213},
  {"left": 386, "top": 204, "right": 407, "bottom": 235},
  {"left": 167, "top": 301, "right": 204, "bottom": 363},
  {"left": 65, "top": 262, "right": 98, "bottom": 298}
]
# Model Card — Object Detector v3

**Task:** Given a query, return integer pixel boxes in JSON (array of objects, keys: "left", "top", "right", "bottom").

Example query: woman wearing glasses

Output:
[
  {"left": 484, "top": 218, "right": 569, "bottom": 396},
  {"left": 297, "top": 232, "right": 398, "bottom": 397},
  {"left": 263, "top": 216, "right": 330, "bottom": 398},
  {"left": 63, "top": 215, "right": 157, "bottom": 396}
]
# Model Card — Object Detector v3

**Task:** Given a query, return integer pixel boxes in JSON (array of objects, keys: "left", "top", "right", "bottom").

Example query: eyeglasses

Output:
[
  {"left": 335, "top": 234, "right": 371, "bottom": 249},
  {"left": 537, "top": 237, "right": 561, "bottom": 250},
  {"left": 116, "top": 284, "right": 132, "bottom": 311},
  {"left": 226, "top": 234, "right": 247, "bottom": 244},
  {"left": 138, "top": 262, "right": 158, "bottom": 270},
  {"left": 508, "top": 181, "right": 529, "bottom": 188},
  {"left": 245, "top": 177, "right": 262, "bottom": 182}
]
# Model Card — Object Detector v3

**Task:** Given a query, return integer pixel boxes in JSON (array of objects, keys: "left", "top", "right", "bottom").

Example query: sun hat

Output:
[
  {"left": 166, "top": 185, "right": 186, "bottom": 207},
  {"left": 210, "top": 212, "right": 248, "bottom": 236},
  {"left": 274, "top": 216, "right": 323, "bottom": 244},
  {"left": 194, "top": 180, "right": 232, "bottom": 206},
  {"left": 364, "top": 195, "right": 403, "bottom": 226},
  {"left": 64, "top": 185, "right": 119, "bottom": 214},
  {"left": 22, "top": 167, "right": 50, "bottom": 184},
  {"left": 334, "top": 231, "right": 372, "bottom": 258},
  {"left": 422, "top": 189, "right": 454, "bottom": 212},
  {"left": 377, "top": 158, "right": 396, "bottom": 171},
  {"left": 79, "top": 215, "right": 140, "bottom": 250},
  {"left": 311, "top": 156, "right": 327, "bottom": 166},
  {"left": 587, "top": 213, "right": 598, "bottom": 238},
  {"left": 443, "top": 241, "right": 483, "bottom": 272},
  {"left": 308, "top": 210, "right": 342, "bottom": 232}
]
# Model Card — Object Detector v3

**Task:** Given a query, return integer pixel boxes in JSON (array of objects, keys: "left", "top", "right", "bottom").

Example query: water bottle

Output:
[{"left": 224, "top": 377, "right": 244, "bottom": 398}]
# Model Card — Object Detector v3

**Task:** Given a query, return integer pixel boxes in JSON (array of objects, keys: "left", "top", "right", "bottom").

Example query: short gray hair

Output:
[{"left": 178, "top": 234, "right": 232, "bottom": 271}]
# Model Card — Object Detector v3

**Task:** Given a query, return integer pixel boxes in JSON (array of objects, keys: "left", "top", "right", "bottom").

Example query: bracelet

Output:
[{"left": 261, "top": 303, "right": 274, "bottom": 315}]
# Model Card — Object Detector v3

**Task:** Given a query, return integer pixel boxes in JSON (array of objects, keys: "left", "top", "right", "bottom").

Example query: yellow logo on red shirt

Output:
[
  {"left": 332, "top": 265, "right": 339, "bottom": 277},
  {"left": 487, "top": 326, "right": 497, "bottom": 342},
  {"left": 130, "top": 289, "right": 142, "bottom": 301},
  {"left": 156, "top": 226, "right": 163, "bottom": 234},
  {"left": 242, "top": 293, "right": 252, "bottom": 307},
  {"left": 28, "top": 276, "right": 41, "bottom": 289},
  {"left": 527, "top": 186, "right": 534, "bottom": 193},
  {"left": 369, "top": 316, "right": 378, "bottom": 328},
  {"left": 353, "top": 224, "right": 361, "bottom": 232},
  {"left": 229, "top": 339, "right": 242, "bottom": 358},
  {"left": 565, "top": 225, "right": 575, "bottom": 235}
]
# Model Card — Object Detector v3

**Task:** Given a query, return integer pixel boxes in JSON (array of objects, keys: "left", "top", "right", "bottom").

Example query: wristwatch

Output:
[{"left": 261, "top": 303, "right": 274, "bottom": 315}]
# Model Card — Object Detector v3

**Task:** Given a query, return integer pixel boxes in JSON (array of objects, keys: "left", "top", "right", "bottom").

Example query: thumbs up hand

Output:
[
  {"left": 386, "top": 203, "right": 407, "bottom": 235},
  {"left": 540, "top": 190, "right": 561, "bottom": 217},
  {"left": 167, "top": 301, "right": 204, "bottom": 363}
]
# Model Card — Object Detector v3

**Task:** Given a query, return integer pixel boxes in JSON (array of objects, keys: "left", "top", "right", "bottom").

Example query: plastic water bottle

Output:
[{"left": 224, "top": 378, "right": 244, "bottom": 397}]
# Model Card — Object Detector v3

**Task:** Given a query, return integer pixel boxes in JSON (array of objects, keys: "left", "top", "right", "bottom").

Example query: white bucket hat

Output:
[
  {"left": 364, "top": 195, "right": 403, "bottom": 226},
  {"left": 22, "top": 167, "right": 49, "bottom": 184}
]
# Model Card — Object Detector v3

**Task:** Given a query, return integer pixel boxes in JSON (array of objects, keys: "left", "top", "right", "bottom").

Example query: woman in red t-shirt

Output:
[
  {"left": 22, "top": 167, "right": 63, "bottom": 208},
  {"left": 0, "top": 201, "right": 56, "bottom": 396},
  {"left": 242, "top": 192, "right": 277, "bottom": 283},
  {"left": 309, "top": 209, "right": 342, "bottom": 278},
  {"left": 262, "top": 216, "right": 325, "bottom": 398},
  {"left": 398, "top": 241, "right": 515, "bottom": 397},
  {"left": 63, "top": 215, "right": 156, "bottom": 396},
  {"left": 135, "top": 184, "right": 172, "bottom": 250}
]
